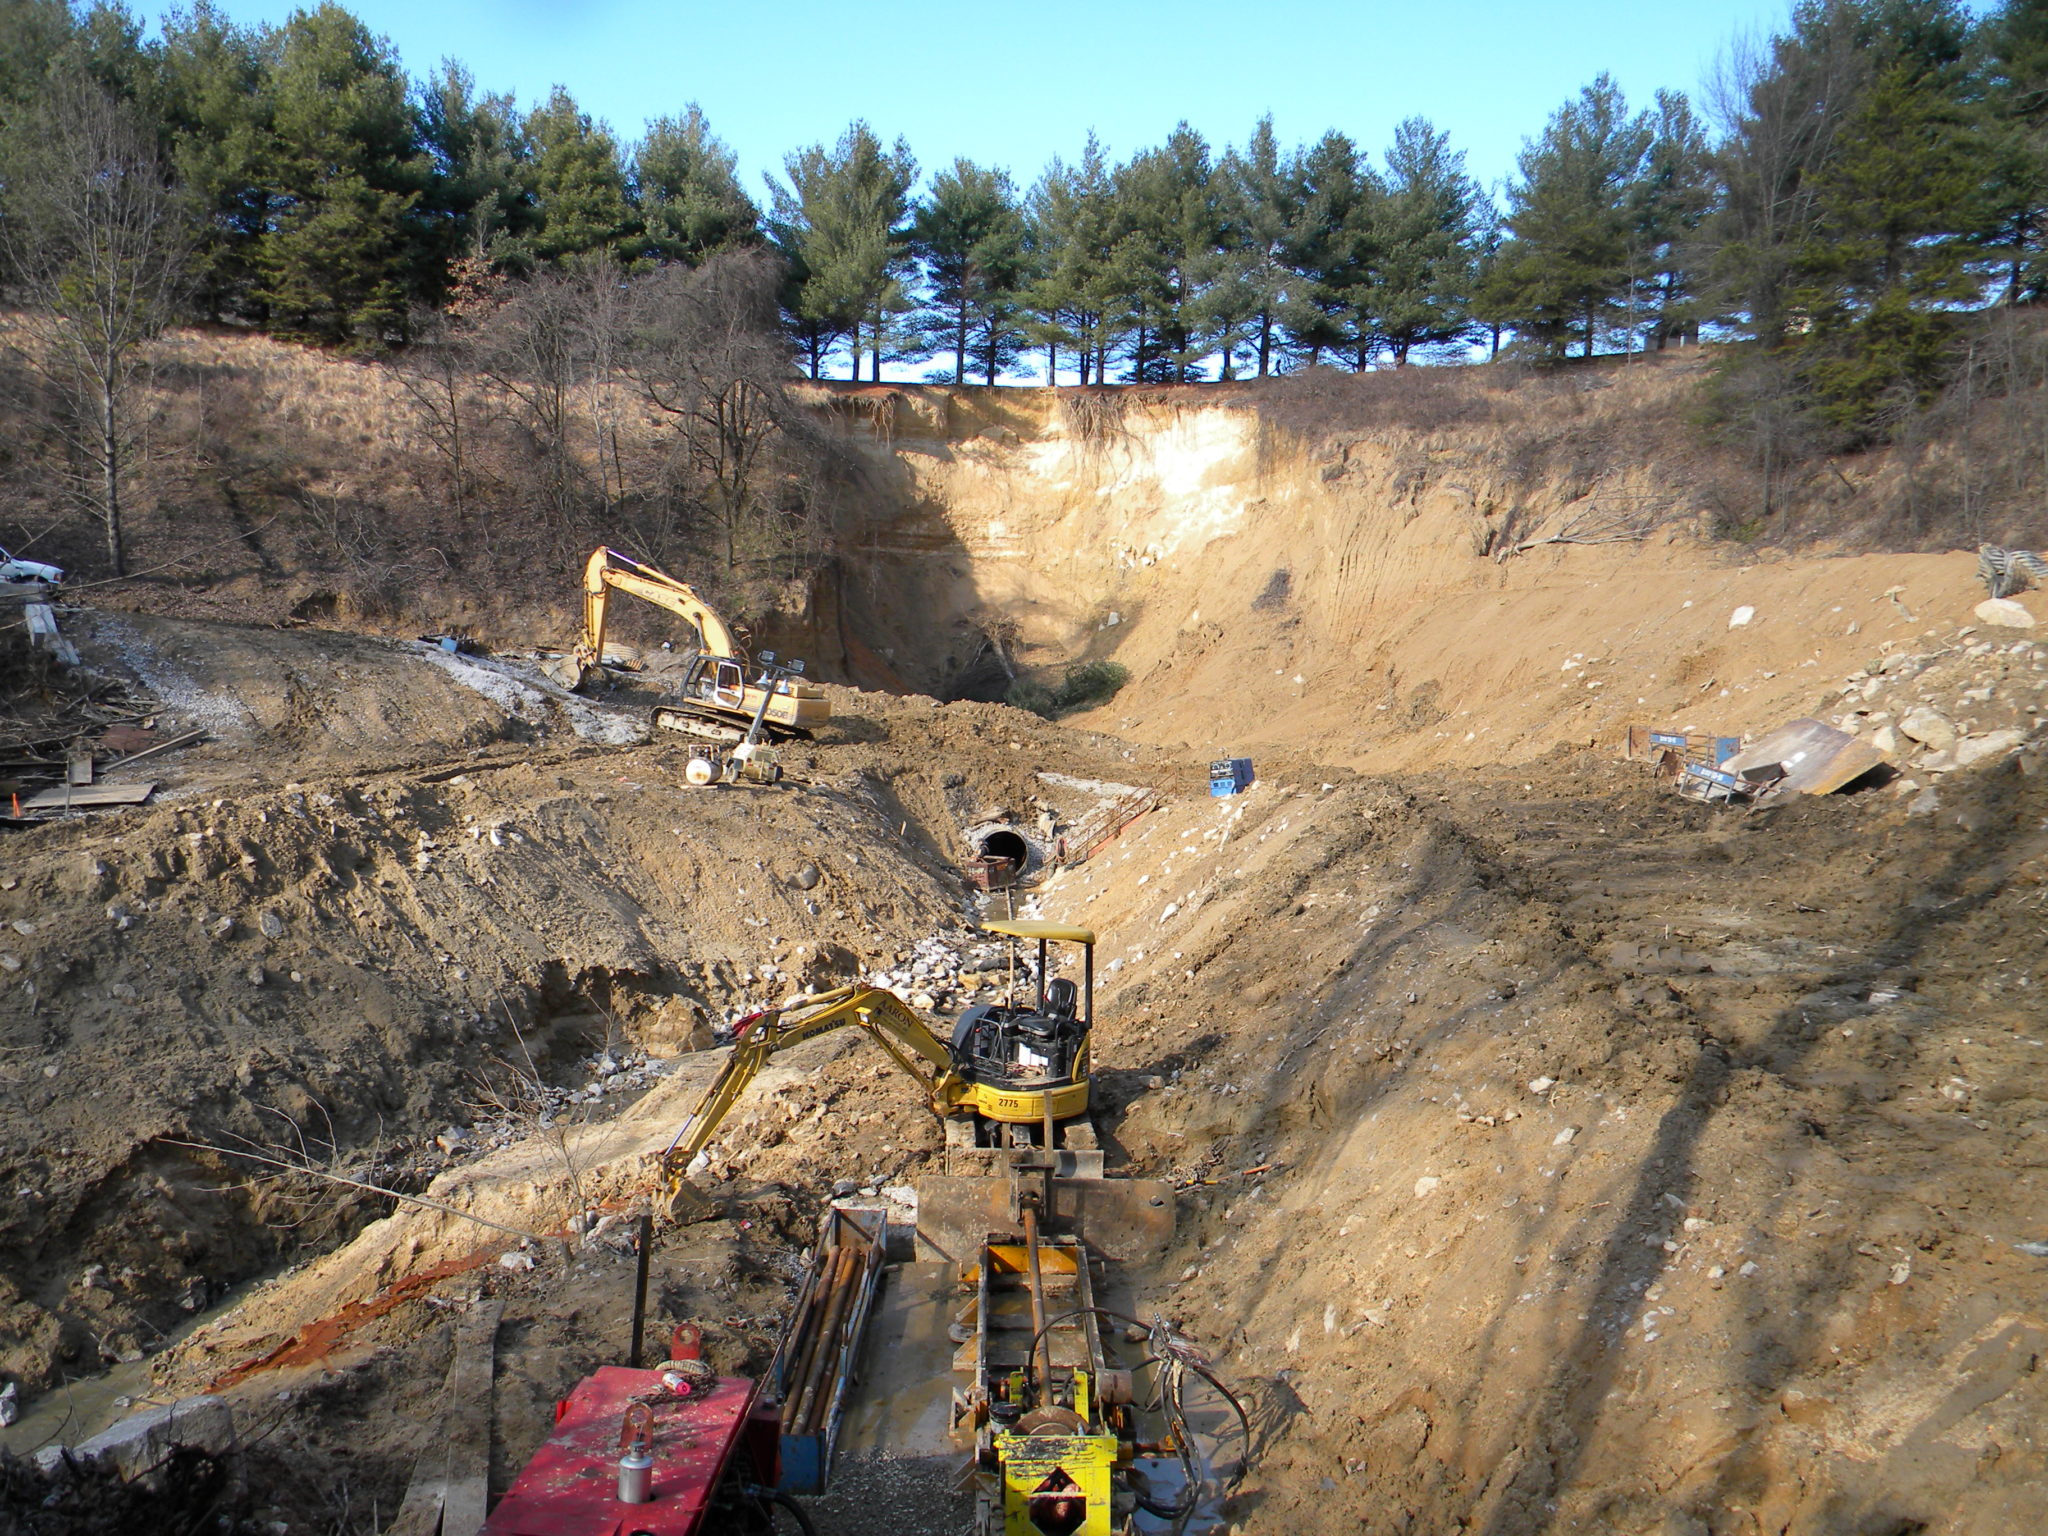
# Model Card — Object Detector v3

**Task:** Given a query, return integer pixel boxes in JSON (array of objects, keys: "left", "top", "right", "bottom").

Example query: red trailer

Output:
[{"left": 480, "top": 1357, "right": 793, "bottom": 1536}]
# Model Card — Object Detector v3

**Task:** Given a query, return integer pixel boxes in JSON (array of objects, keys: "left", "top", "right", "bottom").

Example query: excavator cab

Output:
[{"left": 947, "top": 919, "right": 1094, "bottom": 1128}]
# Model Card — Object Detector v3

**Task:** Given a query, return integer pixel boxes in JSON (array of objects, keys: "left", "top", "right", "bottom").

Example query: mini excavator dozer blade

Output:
[{"left": 913, "top": 1172, "right": 1175, "bottom": 1267}]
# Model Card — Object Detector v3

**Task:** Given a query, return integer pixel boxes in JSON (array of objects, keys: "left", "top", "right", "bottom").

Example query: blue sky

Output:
[{"left": 147, "top": 0, "right": 1805, "bottom": 196}]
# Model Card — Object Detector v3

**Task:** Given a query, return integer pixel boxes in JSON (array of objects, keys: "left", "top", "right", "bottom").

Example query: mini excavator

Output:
[
  {"left": 658, "top": 919, "right": 1112, "bottom": 1222},
  {"left": 544, "top": 547, "right": 830, "bottom": 746}
]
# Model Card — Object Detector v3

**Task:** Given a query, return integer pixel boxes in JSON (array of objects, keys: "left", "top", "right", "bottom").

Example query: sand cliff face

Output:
[{"left": 829, "top": 371, "right": 1996, "bottom": 773}]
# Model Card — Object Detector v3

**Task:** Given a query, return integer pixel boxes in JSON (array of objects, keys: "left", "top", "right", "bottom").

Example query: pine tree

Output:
[
  {"left": 1468, "top": 191, "right": 1511, "bottom": 358},
  {"left": 1983, "top": 0, "right": 2048, "bottom": 303},
  {"left": 1211, "top": 118, "right": 1300, "bottom": 377},
  {"left": 769, "top": 121, "right": 917, "bottom": 381},
  {"left": 1788, "top": 0, "right": 1991, "bottom": 427},
  {"left": 0, "top": 0, "right": 72, "bottom": 113},
  {"left": 1491, "top": 74, "right": 1654, "bottom": 358},
  {"left": 914, "top": 159, "right": 1030, "bottom": 384},
  {"left": 1368, "top": 117, "right": 1483, "bottom": 365},
  {"left": 1023, "top": 135, "right": 1123, "bottom": 383},
  {"left": 523, "top": 85, "right": 631, "bottom": 265},
  {"left": 633, "top": 106, "right": 759, "bottom": 266},
  {"left": 1114, "top": 124, "right": 1221, "bottom": 380},
  {"left": 1282, "top": 130, "right": 1377, "bottom": 367},
  {"left": 255, "top": 3, "right": 431, "bottom": 345},
  {"left": 418, "top": 60, "right": 535, "bottom": 270},
  {"left": 1627, "top": 91, "right": 1714, "bottom": 349},
  {"left": 154, "top": 2, "right": 273, "bottom": 321}
]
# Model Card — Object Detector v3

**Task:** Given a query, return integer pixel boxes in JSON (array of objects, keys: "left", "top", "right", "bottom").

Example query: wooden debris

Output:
[
  {"left": 103, "top": 728, "right": 205, "bottom": 771},
  {"left": 386, "top": 1299, "right": 504, "bottom": 1536}
]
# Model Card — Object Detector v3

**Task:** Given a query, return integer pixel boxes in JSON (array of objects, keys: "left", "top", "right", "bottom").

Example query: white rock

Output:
[
  {"left": 1729, "top": 606, "right": 1756, "bottom": 629},
  {"left": 1954, "top": 729, "right": 2027, "bottom": 767},
  {"left": 1413, "top": 1175, "right": 1441, "bottom": 1198},
  {"left": 1975, "top": 597, "right": 2036, "bottom": 629},
  {"left": 66, "top": 1394, "right": 235, "bottom": 1478},
  {"left": 498, "top": 1249, "right": 535, "bottom": 1273},
  {"left": 1869, "top": 724, "right": 1901, "bottom": 755},
  {"left": 1899, "top": 706, "right": 1957, "bottom": 751},
  {"left": 1528, "top": 1076, "right": 1557, "bottom": 1094},
  {"left": 1553, "top": 1127, "right": 1577, "bottom": 1146},
  {"left": 258, "top": 911, "right": 284, "bottom": 939}
]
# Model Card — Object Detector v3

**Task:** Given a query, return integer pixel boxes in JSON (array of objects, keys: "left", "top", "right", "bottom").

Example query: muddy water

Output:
[{"left": 0, "top": 1277, "right": 261, "bottom": 1459}]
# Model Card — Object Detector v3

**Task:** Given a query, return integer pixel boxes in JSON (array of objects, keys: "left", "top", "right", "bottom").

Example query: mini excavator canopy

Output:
[{"left": 977, "top": 918, "right": 1095, "bottom": 1027}]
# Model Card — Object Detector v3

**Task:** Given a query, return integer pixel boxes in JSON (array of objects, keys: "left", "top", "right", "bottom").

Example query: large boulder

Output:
[
  {"left": 1954, "top": 729, "right": 2029, "bottom": 768},
  {"left": 1899, "top": 706, "right": 1958, "bottom": 752},
  {"left": 34, "top": 1394, "right": 235, "bottom": 1479},
  {"left": 1974, "top": 597, "right": 2036, "bottom": 629}
]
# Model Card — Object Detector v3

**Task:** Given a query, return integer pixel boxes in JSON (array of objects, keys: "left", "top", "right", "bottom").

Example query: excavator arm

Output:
[
  {"left": 576, "top": 546, "right": 741, "bottom": 678},
  {"left": 658, "top": 986, "right": 966, "bottom": 1195}
]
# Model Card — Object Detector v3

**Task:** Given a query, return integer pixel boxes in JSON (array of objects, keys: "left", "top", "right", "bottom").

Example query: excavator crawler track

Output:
[{"left": 651, "top": 704, "right": 811, "bottom": 744}]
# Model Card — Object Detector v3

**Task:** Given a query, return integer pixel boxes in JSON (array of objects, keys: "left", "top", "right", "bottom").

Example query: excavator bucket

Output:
[
  {"left": 658, "top": 1176, "right": 727, "bottom": 1226},
  {"left": 912, "top": 1175, "right": 1174, "bottom": 1268}
]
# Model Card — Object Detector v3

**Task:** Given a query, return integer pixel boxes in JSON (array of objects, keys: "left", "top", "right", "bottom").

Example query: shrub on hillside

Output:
[{"left": 1007, "top": 659, "right": 1129, "bottom": 718}]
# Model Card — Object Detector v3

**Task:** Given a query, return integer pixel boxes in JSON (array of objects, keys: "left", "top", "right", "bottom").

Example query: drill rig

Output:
[
  {"left": 543, "top": 547, "right": 830, "bottom": 745},
  {"left": 485, "top": 920, "right": 1245, "bottom": 1535}
]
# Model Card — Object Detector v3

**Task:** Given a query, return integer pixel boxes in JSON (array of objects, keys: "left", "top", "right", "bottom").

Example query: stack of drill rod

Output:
[{"left": 780, "top": 1237, "right": 867, "bottom": 1436}]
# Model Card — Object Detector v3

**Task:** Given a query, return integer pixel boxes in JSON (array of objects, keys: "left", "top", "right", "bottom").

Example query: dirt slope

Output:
[
  {"left": 1039, "top": 747, "right": 2048, "bottom": 1535},
  {"left": 827, "top": 369, "right": 2032, "bottom": 779}
]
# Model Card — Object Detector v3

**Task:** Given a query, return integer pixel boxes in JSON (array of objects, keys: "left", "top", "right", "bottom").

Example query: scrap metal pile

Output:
[{"left": 1626, "top": 718, "right": 1890, "bottom": 806}]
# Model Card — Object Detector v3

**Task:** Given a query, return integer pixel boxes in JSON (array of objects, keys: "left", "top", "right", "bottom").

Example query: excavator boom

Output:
[
  {"left": 659, "top": 987, "right": 964, "bottom": 1192},
  {"left": 577, "top": 546, "right": 740, "bottom": 670}
]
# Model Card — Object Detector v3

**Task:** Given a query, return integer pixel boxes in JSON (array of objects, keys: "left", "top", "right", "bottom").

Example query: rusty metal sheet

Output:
[
  {"left": 913, "top": 1175, "right": 1174, "bottom": 1268},
  {"left": 1724, "top": 717, "right": 1889, "bottom": 797},
  {"left": 21, "top": 781, "right": 155, "bottom": 809}
]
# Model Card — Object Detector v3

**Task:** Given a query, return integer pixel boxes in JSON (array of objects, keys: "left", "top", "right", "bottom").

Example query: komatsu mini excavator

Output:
[
  {"left": 543, "top": 547, "right": 830, "bottom": 744},
  {"left": 662, "top": 919, "right": 1094, "bottom": 1180},
  {"left": 658, "top": 919, "right": 1167, "bottom": 1258}
]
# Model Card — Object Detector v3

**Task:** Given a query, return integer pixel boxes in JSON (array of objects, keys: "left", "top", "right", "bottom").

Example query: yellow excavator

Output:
[
  {"left": 661, "top": 919, "right": 1095, "bottom": 1182},
  {"left": 656, "top": 919, "right": 1169, "bottom": 1257},
  {"left": 543, "top": 547, "right": 830, "bottom": 745}
]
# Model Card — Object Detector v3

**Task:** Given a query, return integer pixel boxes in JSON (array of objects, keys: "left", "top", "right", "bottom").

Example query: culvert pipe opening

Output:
[{"left": 975, "top": 828, "right": 1029, "bottom": 866}]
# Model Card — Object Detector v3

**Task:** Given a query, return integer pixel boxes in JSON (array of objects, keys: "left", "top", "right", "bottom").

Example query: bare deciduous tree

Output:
[
  {"left": 627, "top": 251, "right": 805, "bottom": 570},
  {"left": 389, "top": 303, "right": 477, "bottom": 530},
  {"left": 1, "top": 76, "right": 190, "bottom": 576}
]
